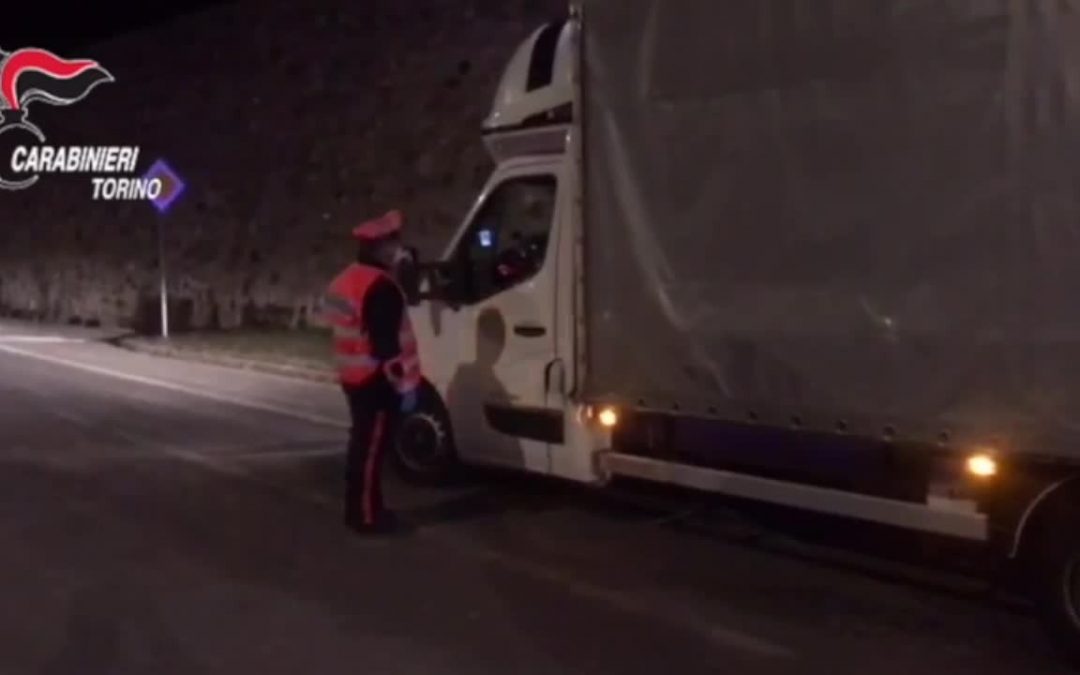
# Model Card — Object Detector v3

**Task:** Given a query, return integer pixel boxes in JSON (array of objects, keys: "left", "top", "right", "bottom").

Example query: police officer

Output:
[{"left": 323, "top": 209, "right": 421, "bottom": 535}]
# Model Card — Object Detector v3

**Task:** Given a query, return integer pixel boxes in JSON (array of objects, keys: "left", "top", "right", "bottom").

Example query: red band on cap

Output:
[{"left": 352, "top": 210, "right": 403, "bottom": 240}]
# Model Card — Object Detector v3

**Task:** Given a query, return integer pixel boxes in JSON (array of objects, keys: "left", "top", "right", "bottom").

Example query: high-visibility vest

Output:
[{"left": 323, "top": 263, "right": 421, "bottom": 391}]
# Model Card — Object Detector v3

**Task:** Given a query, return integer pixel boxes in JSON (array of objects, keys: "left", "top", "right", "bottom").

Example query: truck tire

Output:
[
  {"left": 391, "top": 384, "right": 459, "bottom": 486},
  {"left": 1032, "top": 507, "right": 1080, "bottom": 666}
]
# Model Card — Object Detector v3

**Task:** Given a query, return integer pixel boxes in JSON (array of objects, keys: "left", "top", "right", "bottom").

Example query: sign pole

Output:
[
  {"left": 157, "top": 214, "right": 169, "bottom": 339},
  {"left": 144, "top": 158, "right": 185, "bottom": 338}
]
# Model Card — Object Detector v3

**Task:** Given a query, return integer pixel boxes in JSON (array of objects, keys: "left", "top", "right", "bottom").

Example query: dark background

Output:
[
  {"left": 0, "top": 0, "right": 554, "bottom": 330},
  {"left": 1, "top": 1, "right": 233, "bottom": 51}
]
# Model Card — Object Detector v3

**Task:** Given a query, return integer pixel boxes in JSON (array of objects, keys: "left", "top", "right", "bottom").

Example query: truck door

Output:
[{"left": 440, "top": 165, "right": 562, "bottom": 473}]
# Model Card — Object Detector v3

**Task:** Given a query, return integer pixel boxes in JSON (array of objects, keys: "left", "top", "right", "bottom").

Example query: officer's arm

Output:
[{"left": 362, "top": 279, "right": 404, "bottom": 363}]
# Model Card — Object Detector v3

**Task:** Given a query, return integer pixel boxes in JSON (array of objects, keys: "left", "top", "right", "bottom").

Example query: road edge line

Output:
[
  {"left": 112, "top": 337, "right": 337, "bottom": 384},
  {"left": 0, "top": 343, "right": 349, "bottom": 430}
]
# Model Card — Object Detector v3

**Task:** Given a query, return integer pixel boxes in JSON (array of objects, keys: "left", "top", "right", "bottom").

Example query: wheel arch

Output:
[
  {"left": 1010, "top": 472, "right": 1080, "bottom": 561},
  {"left": 389, "top": 376, "right": 461, "bottom": 486},
  {"left": 416, "top": 376, "right": 456, "bottom": 437}
]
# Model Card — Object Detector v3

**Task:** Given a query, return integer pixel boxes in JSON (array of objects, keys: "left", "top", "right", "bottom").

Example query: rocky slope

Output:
[{"left": 0, "top": 0, "right": 563, "bottom": 331}]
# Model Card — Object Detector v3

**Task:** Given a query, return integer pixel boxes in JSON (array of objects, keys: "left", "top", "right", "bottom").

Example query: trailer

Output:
[{"left": 394, "top": 1, "right": 1080, "bottom": 663}]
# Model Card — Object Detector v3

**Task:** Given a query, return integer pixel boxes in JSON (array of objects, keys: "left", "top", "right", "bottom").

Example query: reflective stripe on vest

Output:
[
  {"left": 335, "top": 353, "right": 381, "bottom": 369},
  {"left": 332, "top": 325, "right": 367, "bottom": 340},
  {"left": 322, "top": 292, "right": 358, "bottom": 319},
  {"left": 326, "top": 262, "right": 422, "bottom": 386}
]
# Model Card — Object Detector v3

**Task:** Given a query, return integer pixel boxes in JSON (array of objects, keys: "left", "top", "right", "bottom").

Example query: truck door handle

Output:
[{"left": 513, "top": 323, "right": 546, "bottom": 338}]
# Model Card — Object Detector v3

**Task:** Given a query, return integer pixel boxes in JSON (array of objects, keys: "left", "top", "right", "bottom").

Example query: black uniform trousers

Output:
[{"left": 342, "top": 378, "right": 401, "bottom": 529}]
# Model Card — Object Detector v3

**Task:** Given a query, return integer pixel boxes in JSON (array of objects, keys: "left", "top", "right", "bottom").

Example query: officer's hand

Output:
[
  {"left": 400, "top": 390, "right": 418, "bottom": 415},
  {"left": 386, "top": 361, "right": 405, "bottom": 381}
]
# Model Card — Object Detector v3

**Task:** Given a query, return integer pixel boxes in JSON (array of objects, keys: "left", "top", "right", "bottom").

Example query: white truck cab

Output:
[{"left": 397, "top": 19, "right": 607, "bottom": 486}]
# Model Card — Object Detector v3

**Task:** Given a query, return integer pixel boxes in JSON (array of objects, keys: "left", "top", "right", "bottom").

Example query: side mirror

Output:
[{"left": 419, "top": 260, "right": 464, "bottom": 310}]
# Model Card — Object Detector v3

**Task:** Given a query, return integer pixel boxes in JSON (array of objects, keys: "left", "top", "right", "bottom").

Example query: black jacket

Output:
[
  {"left": 362, "top": 274, "right": 404, "bottom": 363},
  {"left": 351, "top": 252, "right": 407, "bottom": 399}
]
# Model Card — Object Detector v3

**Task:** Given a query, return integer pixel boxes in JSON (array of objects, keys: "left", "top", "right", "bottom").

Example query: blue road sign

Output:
[{"left": 144, "top": 158, "right": 185, "bottom": 214}]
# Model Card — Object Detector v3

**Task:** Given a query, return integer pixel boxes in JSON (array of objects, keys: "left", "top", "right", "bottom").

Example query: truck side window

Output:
[{"left": 453, "top": 174, "right": 557, "bottom": 304}]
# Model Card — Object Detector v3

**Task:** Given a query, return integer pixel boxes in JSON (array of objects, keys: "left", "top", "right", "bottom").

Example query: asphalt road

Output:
[{"left": 0, "top": 323, "right": 1073, "bottom": 675}]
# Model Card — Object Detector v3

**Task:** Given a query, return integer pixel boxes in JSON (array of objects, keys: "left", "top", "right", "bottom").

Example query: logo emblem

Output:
[{"left": 0, "top": 47, "right": 114, "bottom": 190}]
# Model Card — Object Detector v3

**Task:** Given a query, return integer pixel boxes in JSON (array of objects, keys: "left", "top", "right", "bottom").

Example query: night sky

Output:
[{"left": 2, "top": 2, "right": 233, "bottom": 52}]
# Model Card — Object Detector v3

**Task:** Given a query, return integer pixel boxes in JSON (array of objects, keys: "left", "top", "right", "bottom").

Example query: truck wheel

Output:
[
  {"left": 1032, "top": 510, "right": 1080, "bottom": 666},
  {"left": 391, "top": 387, "right": 458, "bottom": 486}
]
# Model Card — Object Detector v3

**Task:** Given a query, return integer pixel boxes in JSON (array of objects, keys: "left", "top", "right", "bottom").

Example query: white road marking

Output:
[
  {"left": 220, "top": 447, "right": 344, "bottom": 460},
  {"left": 0, "top": 335, "right": 86, "bottom": 343},
  {"left": 0, "top": 340, "right": 797, "bottom": 660},
  {"left": 0, "top": 342, "right": 348, "bottom": 430},
  {"left": 58, "top": 406, "right": 339, "bottom": 507}
]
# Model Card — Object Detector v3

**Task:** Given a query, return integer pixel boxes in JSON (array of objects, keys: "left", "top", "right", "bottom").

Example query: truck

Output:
[{"left": 391, "top": 1, "right": 1080, "bottom": 662}]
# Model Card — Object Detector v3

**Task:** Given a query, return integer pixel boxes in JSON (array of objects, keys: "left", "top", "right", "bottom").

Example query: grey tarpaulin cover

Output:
[{"left": 580, "top": 0, "right": 1080, "bottom": 456}]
